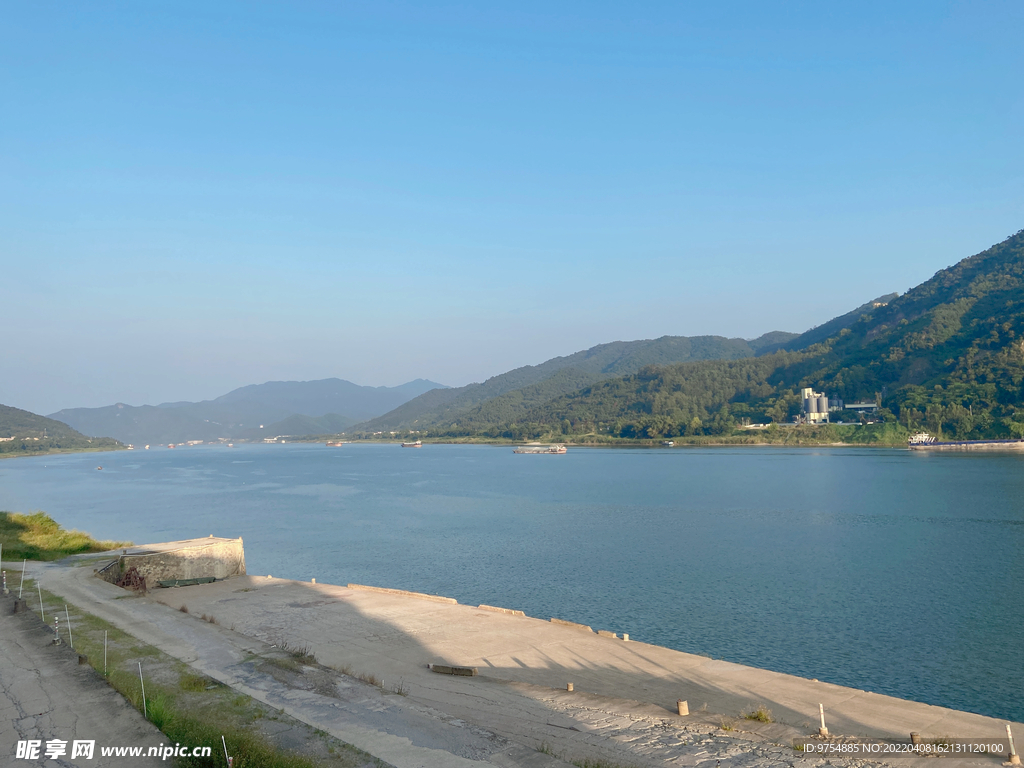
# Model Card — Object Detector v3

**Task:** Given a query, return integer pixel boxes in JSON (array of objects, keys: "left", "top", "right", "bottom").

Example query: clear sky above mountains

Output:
[{"left": 3, "top": 1, "right": 1023, "bottom": 414}]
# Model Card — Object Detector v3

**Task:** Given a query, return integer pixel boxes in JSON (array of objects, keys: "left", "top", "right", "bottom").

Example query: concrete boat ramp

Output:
[{"left": 16, "top": 540, "right": 1024, "bottom": 768}]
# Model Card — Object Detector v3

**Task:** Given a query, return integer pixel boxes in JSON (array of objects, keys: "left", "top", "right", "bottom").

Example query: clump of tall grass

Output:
[
  {"left": 744, "top": 704, "right": 774, "bottom": 723},
  {"left": 0, "top": 511, "right": 130, "bottom": 560},
  {"left": 274, "top": 638, "right": 316, "bottom": 665}
]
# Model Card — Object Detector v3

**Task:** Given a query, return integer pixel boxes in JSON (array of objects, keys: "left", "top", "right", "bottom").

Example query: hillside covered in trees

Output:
[
  {"left": 0, "top": 405, "right": 122, "bottom": 457},
  {"left": 354, "top": 229, "right": 1024, "bottom": 443},
  {"left": 357, "top": 332, "right": 798, "bottom": 432}
]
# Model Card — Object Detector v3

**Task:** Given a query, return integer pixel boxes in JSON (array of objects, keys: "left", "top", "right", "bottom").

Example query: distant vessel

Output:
[
  {"left": 326, "top": 441, "right": 346, "bottom": 447},
  {"left": 513, "top": 444, "right": 567, "bottom": 454},
  {"left": 96, "top": 466, "right": 102, "bottom": 470},
  {"left": 908, "top": 432, "right": 1024, "bottom": 451},
  {"left": 662, "top": 440, "right": 675, "bottom": 447},
  {"left": 168, "top": 444, "right": 175, "bottom": 448},
  {"left": 401, "top": 440, "right": 423, "bottom": 448},
  {"left": 144, "top": 445, "right": 150, "bottom": 450},
  {"left": 227, "top": 443, "right": 234, "bottom": 447}
]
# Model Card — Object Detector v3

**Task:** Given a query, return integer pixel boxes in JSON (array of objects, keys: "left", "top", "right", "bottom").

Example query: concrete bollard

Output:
[
  {"left": 1007, "top": 724, "right": 1021, "bottom": 765},
  {"left": 311, "top": 578, "right": 316, "bottom": 583},
  {"left": 910, "top": 733, "right": 921, "bottom": 745},
  {"left": 566, "top": 683, "right": 574, "bottom": 692},
  {"left": 818, "top": 703, "right": 828, "bottom": 737},
  {"left": 677, "top": 700, "right": 689, "bottom": 716},
  {"left": 78, "top": 654, "right": 89, "bottom": 665},
  {"left": 622, "top": 633, "right": 629, "bottom": 641},
  {"left": 12, "top": 598, "right": 27, "bottom": 614}
]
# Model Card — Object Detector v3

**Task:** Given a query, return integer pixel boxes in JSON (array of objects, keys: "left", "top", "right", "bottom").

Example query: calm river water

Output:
[{"left": 1, "top": 443, "right": 1022, "bottom": 721}]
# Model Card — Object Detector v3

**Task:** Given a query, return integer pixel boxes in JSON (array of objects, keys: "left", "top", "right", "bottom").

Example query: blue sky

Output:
[{"left": 3, "top": 1, "right": 1023, "bottom": 414}]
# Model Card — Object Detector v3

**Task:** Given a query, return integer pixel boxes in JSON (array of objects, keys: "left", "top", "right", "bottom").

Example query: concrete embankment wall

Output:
[{"left": 100, "top": 537, "right": 246, "bottom": 584}]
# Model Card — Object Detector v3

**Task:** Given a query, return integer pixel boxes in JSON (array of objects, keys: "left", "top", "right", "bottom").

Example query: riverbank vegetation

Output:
[{"left": 0, "top": 511, "right": 129, "bottom": 560}]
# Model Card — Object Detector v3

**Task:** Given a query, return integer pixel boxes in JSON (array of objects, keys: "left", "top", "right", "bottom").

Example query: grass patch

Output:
[
  {"left": 0, "top": 511, "right": 130, "bottom": 560},
  {"left": 744, "top": 705, "right": 773, "bottom": 723},
  {"left": 179, "top": 671, "right": 212, "bottom": 691},
  {"left": 571, "top": 758, "right": 641, "bottom": 768},
  {"left": 274, "top": 637, "right": 316, "bottom": 665}
]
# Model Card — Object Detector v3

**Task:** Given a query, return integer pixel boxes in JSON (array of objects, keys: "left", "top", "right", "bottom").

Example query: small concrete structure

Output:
[{"left": 98, "top": 537, "right": 245, "bottom": 586}]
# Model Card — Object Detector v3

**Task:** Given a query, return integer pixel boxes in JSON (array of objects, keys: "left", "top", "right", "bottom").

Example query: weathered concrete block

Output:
[
  {"left": 106, "top": 538, "right": 246, "bottom": 586},
  {"left": 349, "top": 584, "right": 458, "bottom": 604},
  {"left": 478, "top": 604, "right": 526, "bottom": 617},
  {"left": 428, "top": 663, "right": 477, "bottom": 676},
  {"left": 597, "top": 630, "right": 618, "bottom": 638},
  {"left": 550, "top": 617, "right": 593, "bottom": 632}
]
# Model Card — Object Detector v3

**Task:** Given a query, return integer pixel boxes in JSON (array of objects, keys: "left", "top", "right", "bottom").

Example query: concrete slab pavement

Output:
[
  {"left": 0, "top": 594, "right": 166, "bottom": 767},
  {"left": 24, "top": 555, "right": 1023, "bottom": 768}
]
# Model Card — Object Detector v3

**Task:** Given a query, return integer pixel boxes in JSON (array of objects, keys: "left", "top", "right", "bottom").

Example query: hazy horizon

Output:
[{"left": 3, "top": 2, "right": 1022, "bottom": 415}]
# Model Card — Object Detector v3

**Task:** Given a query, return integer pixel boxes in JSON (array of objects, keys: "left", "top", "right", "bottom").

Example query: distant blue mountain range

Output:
[{"left": 48, "top": 378, "right": 446, "bottom": 444}]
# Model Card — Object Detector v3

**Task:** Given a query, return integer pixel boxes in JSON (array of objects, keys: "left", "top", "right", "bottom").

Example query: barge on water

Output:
[
  {"left": 908, "top": 432, "right": 1024, "bottom": 452},
  {"left": 513, "top": 444, "right": 567, "bottom": 454}
]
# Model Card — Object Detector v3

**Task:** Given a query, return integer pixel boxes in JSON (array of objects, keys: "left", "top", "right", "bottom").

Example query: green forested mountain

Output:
[
  {"left": 356, "top": 332, "right": 796, "bottom": 432},
  {"left": 381, "top": 229, "right": 1024, "bottom": 442},
  {"left": 756, "top": 293, "right": 900, "bottom": 354},
  {"left": 0, "top": 405, "right": 122, "bottom": 456}
]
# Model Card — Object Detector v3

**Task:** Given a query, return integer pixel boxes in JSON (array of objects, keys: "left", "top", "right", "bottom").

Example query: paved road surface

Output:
[{"left": 0, "top": 593, "right": 166, "bottom": 767}]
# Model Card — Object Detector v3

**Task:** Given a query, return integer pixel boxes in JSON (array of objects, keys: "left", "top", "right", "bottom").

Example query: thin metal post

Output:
[
  {"left": 222, "top": 735, "right": 230, "bottom": 766},
  {"left": 104, "top": 631, "right": 108, "bottom": 675},
  {"left": 138, "top": 662, "right": 147, "bottom": 719},
  {"left": 65, "top": 605, "right": 73, "bottom": 649},
  {"left": 19, "top": 559, "right": 26, "bottom": 598},
  {"left": 38, "top": 582, "right": 44, "bottom": 621}
]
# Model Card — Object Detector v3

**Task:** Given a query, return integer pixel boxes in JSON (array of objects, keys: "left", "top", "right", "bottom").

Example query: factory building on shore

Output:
[{"left": 801, "top": 388, "right": 831, "bottom": 423}]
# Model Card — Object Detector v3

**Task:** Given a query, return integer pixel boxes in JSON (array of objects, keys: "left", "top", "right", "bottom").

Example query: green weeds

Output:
[
  {"left": 0, "top": 511, "right": 129, "bottom": 560},
  {"left": 744, "top": 705, "right": 773, "bottom": 723}
]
